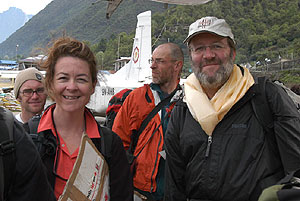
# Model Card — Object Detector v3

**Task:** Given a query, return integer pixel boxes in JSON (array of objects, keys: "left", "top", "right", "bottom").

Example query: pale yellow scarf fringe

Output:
[{"left": 184, "top": 65, "right": 254, "bottom": 135}]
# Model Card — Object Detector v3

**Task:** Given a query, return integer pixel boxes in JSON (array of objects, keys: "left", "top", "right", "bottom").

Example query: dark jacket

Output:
[
  {"left": 164, "top": 80, "right": 300, "bottom": 201},
  {"left": 7, "top": 118, "right": 55, "bottom": 201}
]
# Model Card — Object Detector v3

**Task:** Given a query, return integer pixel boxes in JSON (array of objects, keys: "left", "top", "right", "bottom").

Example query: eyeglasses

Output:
[
  {"left": 190, "top": 43, "right": 227, "bottom": 54},
  {"left": 149, "top": 58, "right": 177, "bottom": 65},
  {"left": 21, "top": 88, "right": 45, "bottom": 97}
]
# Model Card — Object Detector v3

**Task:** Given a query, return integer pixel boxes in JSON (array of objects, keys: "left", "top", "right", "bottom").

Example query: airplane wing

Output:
[
  {"left": 150, "top": 0, "right": 213, "bottom": 5},
  {"left": 105, "top": 0, "right": 212, "bottom": 19},
  {"left": 106, "top": 0, "right": 123, "bottom": 19}
]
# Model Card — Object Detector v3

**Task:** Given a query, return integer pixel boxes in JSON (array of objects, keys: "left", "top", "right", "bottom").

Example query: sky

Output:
[{"left": 0, "top": 0, "right": 53, "bottom": 15}]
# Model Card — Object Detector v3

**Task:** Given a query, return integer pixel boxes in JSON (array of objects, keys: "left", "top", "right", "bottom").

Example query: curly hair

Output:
[{"left": 41, "top": 37, "right": 97, "bottom": 99}]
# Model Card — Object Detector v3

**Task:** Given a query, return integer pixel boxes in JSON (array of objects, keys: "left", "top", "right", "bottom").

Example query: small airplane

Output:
[
  {"left": 87, "top": 10, "right": 152, "bottom": 116},
  {"left": 103, "top": 0, "right": 213, "bottom": 19}
]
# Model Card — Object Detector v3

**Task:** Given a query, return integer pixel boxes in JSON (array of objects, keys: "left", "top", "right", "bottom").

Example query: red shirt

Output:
[{"left": 37, "top": 105, "right": 99, "bottom": 200}]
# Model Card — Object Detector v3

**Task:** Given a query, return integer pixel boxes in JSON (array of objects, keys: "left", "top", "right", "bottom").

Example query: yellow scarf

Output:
[{"left": 184, "top": 65, "right": 254, "bottom": 135}]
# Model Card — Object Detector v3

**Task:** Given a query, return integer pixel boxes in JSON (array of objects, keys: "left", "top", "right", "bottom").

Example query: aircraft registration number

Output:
[{"left": 101, "top": 87, "right": 115, "bottom": 96}]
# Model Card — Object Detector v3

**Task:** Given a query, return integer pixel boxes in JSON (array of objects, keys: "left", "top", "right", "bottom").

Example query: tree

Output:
[
  {"left": 88, "top": 0, "right": 300, "bottom": 68},
  {"left": 95, "top": 51, "right": 104, "bottom": 70},
  {"left": 96, "top": 39, "right": 108, "bottom": 52}
]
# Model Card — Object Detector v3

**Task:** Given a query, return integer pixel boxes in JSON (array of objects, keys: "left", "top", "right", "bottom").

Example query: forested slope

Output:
[{"left": 1, "top": 0, "right": 300, "bottom": 75}]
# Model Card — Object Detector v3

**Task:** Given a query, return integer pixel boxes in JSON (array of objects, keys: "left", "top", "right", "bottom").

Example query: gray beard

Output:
[{"left": 193, "top": 58, "right": 234, "bottom": 90}]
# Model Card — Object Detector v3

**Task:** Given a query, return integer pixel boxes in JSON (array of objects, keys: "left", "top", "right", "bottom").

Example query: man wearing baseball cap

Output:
[
  {"left": 164, "top": 17, "right": 300, "bottom": 201},
  {"left": 14, "top": 67, "right": 47, "bottom": 123}
]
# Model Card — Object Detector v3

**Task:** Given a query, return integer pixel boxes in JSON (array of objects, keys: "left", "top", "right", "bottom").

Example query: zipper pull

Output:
[{"left": 205, "top": 136, "right": 213, "bottom": 158}]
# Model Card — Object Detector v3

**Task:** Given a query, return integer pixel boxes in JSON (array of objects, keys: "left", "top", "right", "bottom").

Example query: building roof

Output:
[
  {"left": 19, "top": 55, "right": 47, "bottom": 63},
  {"left": 0, "top": 60, "right": 17, "bottom": 65}
]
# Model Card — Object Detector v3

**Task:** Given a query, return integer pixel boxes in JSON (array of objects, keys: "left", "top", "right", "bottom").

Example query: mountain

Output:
[
  {"left": 0, "top": 0, "right": 165, "bottom": 58},
  {"left": 1, "top": 0, "right": 300, "bottom": 70},
  {"left": 0, "top": 7, "right": 33, "bottom": 44}
]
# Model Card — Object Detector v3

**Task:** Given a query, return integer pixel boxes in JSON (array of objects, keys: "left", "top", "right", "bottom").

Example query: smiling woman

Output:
[
  {"left": 51, "top": 56, "right": 95, "bottom": 114},
  {"left": 33, "top": 37, "right": 134, "bottom": 201}
]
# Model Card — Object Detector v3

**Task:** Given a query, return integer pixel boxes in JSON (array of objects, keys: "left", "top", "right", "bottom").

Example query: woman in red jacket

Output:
[{"left": 37, "top": 37, "right": 133, "bottom": 201}]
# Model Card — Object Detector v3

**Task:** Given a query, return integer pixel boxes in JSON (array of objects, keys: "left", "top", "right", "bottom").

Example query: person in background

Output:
[
  {"left": 164, "top": 16, "right": 300, "bottom": 201},
  {"left": 112, "top": 43, "right": 183, "bottom": 201},
  {"left": 34, "top": 37, "right": 133, "bottom": 200},
  {"left": 14, "top": 67, "right": 47, "bottom": 124}
]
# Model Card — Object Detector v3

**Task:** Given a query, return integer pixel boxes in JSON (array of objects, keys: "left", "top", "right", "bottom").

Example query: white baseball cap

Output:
[{"left": 184, "top": 16, "right": 235, "bottom": 44}]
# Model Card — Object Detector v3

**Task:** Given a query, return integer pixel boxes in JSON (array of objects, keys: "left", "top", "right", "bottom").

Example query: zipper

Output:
[{"left": 205, "top": 136, "right": 213, "bottom": 158}]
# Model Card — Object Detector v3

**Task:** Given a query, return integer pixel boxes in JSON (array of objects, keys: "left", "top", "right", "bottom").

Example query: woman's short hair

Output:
[{"left": 42, "top": 37, "right": 97, "bottom": 99}]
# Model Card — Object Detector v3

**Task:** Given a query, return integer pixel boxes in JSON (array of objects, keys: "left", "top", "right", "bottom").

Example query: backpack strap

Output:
[
  {"left": 251, "top": 76, "right": 274, "bottom": 133},
  {"left": 92, "top": 125, "right": 113, "bottom": 161},
  {"left": 27, "top": 115, "right": 49, "bottom": 157},
  {"left": 86, "top": 105, "right": 113, "bottom": 162},
  {"left": 27, "top": 114, "right": 41, "bottom": 134},
  {"left": 122, "top": 89, "right": 133, "bottom": 102},
  {"left": 127, "top": 86, "right": 179, "bottom": 163},
  {"left": 27, "top": 114, "right": 58, "bottom": 188},
  {"left": 105, "top": 89, "right": 133, "bottom": 129},
  {"left": 0, "top": 107, "right": 16, "bottom": 200}
]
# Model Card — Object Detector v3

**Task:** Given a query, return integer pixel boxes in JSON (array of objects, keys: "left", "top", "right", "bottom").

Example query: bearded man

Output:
[{"left": 164, "top": 16, "right": 300, "bottom": 201}]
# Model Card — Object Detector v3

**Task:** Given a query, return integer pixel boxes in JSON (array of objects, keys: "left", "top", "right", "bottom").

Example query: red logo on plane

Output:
[{"left": 133, "top": 47, "right": 139, "bottom": 63}]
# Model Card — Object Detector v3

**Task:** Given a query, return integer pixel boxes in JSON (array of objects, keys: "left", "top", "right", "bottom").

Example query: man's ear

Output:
[
  {"left": 175, "top": 60, "right": 183, "bottom": 74},
  {"left": 175, "top": 60, "right": 183, "bottom": 70},
  {"left": 232, "top": 49, "right": 236, "bottom": 61}
]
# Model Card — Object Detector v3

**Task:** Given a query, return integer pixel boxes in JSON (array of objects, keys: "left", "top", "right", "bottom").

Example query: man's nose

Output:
[
  {"left": 202, "top": 47, "right": 216, "bottom": 59},
  {"left": 150, "top": 61, "right": 156, "bottom": 69},
  {"left": 31, "top": 91, "right": 40, "bottom": 99}
]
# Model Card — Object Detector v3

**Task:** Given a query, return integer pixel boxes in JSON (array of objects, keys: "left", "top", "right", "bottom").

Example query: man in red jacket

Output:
[{"left": 113, "top": 43, "right": 184, "bottom": 201}]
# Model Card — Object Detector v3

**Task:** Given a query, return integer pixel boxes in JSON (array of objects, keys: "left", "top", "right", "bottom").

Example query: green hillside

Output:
[
  {"left": 0, "top": 0, "right": 164, "bottom": 58},
  {"left": 1, "top": 0, "right": 300, "bottom": 85},
  {"left": 89, "top": 0, "right": 300, "bottom": 74},
  {"left": 150, "top": 0, "right": 300, "bottom": 63}
]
